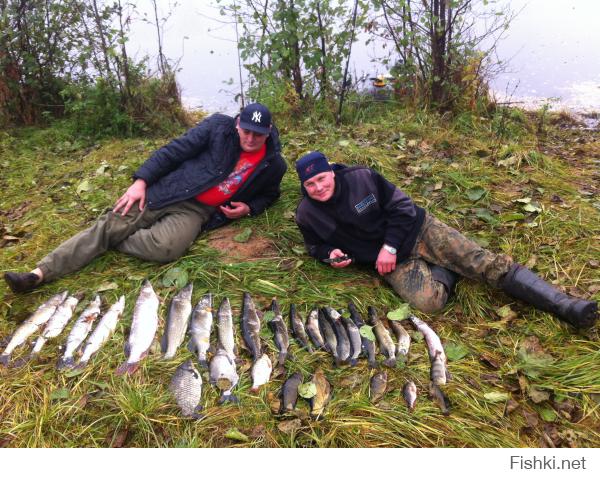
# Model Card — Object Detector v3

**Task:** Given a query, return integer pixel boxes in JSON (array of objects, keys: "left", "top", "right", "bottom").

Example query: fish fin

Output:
[
  {"left": 115, "top": 361, "right": 139, "bottom": 376},
  {"left": 383, "top": 357, "right": 397, "bottom": 368},
  {"left": 56, "top": 357, "right": 75, "bottom": 371},
  {"left": 160, "top": 333, "right": 168, "bottom": 354},
  {"left": 0, "top": 354, "right": 10, "bottom": 366}
]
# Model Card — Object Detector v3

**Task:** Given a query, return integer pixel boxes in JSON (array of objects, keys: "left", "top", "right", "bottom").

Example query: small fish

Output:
[
  {"left": 217, "top": 297, "right": 236, "bottom": 360},
  {"left": 116, "top": 280, "right": 160, "bottom": 375},
  {"left": 429, "top": 382, "right": 450, "bottom": 416},
  {"left": 57, "top": 295, "right": 101, "bottom": 370},
  {"left": 188, "top": 293, "right": 213, "bottom": 368},
  {"left": 268, "top": 299, "right": 289, "bottom": 366},
  {"left": 78, "top": 296, "right": 125, "bottom": 367},
  {"left": 369, "top": 371, "right": 388, "bottom": 403},
  {"left": 241, "top": 292, "right": 262, "bottom": 361},
  {"left": 280, "top": 372, "right": 303, "bottom": 414},
  {"left": 0, "top": 291, "right": 67, "bottom": 366},
  {"left": 317, "top": 309, "right": 338, "bottom": 363},
  {"left": 209, "top": 348, "right": 239, "bottom": 404},
  {"left": 409, "top": 315, "right": 450, "bottom": 383},
  {"left": 170, "top": 359, "right": 203, "bottom": 418},
  {"left": 305, "top": 308, "right": 325, "bottom": 350},
  {"left": 161, "top": 283, "right": 193, "bottom": 360},
  {"left": 289, "top": 304, "right": 313, "bottom": 352},
  {"left": 389, "top": 320, "right": 411, "bottom": 357},
  {"left": 348, "top": 302, "right": 377, "bottom": 368},
  {"left": 403, "top": 381, "right": 418, "bottom": 411},
  {"left": 250, "top": 353, "right": 272, "bottom": 392},
  {"left": 341, "top": 314, "right": 361, "bottom": 366},
  {"left": 368, "top": 306, "right": 396, "bottom": 368},
  {"left": 309, "top": 368, "right": 332, "bottom": 419},
  {"left": 430, "top": 351, "right": 450, "bottom": 385},
  {"left": 30, "top": 294, "right": 80, "bottom": 358},
  {"left": 323, "top": 307, "right": 350, "bottom": 366}
]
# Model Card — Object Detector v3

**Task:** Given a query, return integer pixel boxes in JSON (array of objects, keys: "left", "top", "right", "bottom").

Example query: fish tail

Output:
[
  {"left": 190, "top": 408, "right": 204, "bottom": 420},
  {"left": 0, "top": 354, "right": 10, "bottom": 366},
  {"left": 56, "top": 357, "right": 75, "bottom": 371},
  {"left": 115, "top": 360, "right": 139, "bottom": 376},
  {"left": 277, "top": 352, "right": 287, "bottom": 367},
  {"left": 383, "top": 357, "right": 397, "bottom": 368}
]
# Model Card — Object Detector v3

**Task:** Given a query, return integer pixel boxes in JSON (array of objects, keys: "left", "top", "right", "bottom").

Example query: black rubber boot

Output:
[
  {"left": 4, "top": 272, "right": 42, "bottom": 293},
  {"left": 431, "top": 265, "right": 459, "bottom": 296},
  {"left": 501, "top": 264, "right": 598, "bottom": 329}
]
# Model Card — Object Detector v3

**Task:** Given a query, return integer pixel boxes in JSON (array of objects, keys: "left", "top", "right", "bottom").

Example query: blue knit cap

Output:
[{"left": 295, "top": 151, "right": 332, "bottom": 183}]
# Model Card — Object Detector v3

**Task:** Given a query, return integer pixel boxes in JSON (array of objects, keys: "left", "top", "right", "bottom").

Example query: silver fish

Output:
[
  {"left": 170, "top": 359, "right": 203, "bottom": 418},
  {"left": 409, "top": 315, "right": 449, "bottom": 383},
  {"left": 250, "top": 353, "right": 272, "bottom": 392},
  {"left": 30, "top": 294, "right": 79, "bottom": 358},
  {"left": 369, "top": 371, "right": 388, "bottom": 403},
  {"left": 429, "top": 382, "right": 450, "bottom": 416},
  {"left": 241, "top": 292, "right": 262, "bottom": 361},
  {"left": 323, "top": 307, "right": 350, "bottom": 366},
  {"left": 78, "top": 296, "right": 125, "bottom": 367},
  {"left": 209, "top": 348, "right": 239, "bottom": 404},
  {"left": 268, "top": 299, "right": 289, "bottom": 366},
  {"left": 116, "top": 280, "right": 160, "bottom": 375},
  {"left": 430, "top": 351, "right": 450, "bottom": 385},
  {"left": 403, "top": 381, "right": 418, "bottom": 411},
  {"left": 217, "top": 297, "right": 236, "bottom": 360},
  {"left": 189, "top": 293, "right": 213, "bottom": 368},
  {"left": 161, "top": 283, "right": 193, "bottom": 359},
  {"left": 57, "top": 295, "right": 101, "bottom": 370},
  {"left": 348, "top": 302, "right": 377, "bottom": 368},
  {"left": 290, "top": 304, "right": 313, "bottom": 352},
  {"left": 305, "top": 308, "right": 325, "bottom": 350},
  {"left": 0, "top": 291, "right": 67, "bottom": 366},
  {"left": 341, "top": 315, "right": 361, "bottom": 366},
  {"left": 389, "top": 320, "right": 411, "bottom": 357},
  {"left": 317, "top": 309, "right": 338, "bottom": 363},
  {"left": 368, "top": 306, "right": 396, "bottom": 368}
]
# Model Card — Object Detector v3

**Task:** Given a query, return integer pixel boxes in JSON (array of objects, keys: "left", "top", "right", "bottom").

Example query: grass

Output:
[{"left": 0, "top": 106, "right": 599, "bottom": 448}]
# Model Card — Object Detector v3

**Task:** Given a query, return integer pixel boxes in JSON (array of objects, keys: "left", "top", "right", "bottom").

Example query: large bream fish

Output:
[{"left": 170, "top": 359, "right": 203, "bottom": 418}]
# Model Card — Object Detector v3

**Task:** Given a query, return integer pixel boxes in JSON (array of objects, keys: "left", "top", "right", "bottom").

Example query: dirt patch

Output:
[{"left": 206, "top": 225, "right": 278, "bottom": 260}]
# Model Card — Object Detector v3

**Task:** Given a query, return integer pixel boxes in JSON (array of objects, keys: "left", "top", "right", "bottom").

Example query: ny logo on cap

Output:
[{"left": 252, "top": 111, "right": 262, "bottom": 123}]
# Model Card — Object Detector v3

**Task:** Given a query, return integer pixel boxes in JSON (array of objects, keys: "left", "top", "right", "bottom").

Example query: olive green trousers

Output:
[
  {"left": 38, "top": 200, "right": 214, "bottom": 282},
  {"left": 384, "top": 214, "right": 514, "bottom": 313}
]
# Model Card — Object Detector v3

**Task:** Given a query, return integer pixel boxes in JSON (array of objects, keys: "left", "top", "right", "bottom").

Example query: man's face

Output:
[
  {"left": 303, "top": 171, "right": 335, "bottom": 202},
  {"left": 236, "top": 119, "right": 270, "bottom": 152}
]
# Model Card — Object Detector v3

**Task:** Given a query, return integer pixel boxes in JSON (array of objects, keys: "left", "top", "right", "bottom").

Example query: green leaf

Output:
[
  {"left": 338, "top": 140, "right": 350, "bottom": 147},
  {"left": 50, "top": 388, "right": 70, "bottom": 400},
  {"left": 88, "top": 381, "right": 110, "bottom": 390},
  {"left": 233, "top": 227, "right": 252, "bottom": 243},
  {"left": 475, "top": 208, "right": 497, "bottom": 224},
  {"left": 263, "top": 311, "right": 275, "bottom": 322},
  {"left": 161, "top": 267, "right": 188, "bottom": 288},
  {"left": 523, "top": 203, "right": 542, "bottom": 213},
  {"left": 499, "top": 212, "right": 525, "bottom": 223},
  {"left": 298, "top": 382, "right": 317, "bottom": 399},
  {"left": 515, "top": 197, "right": 531, "bottom": 204},
  {"left": 445, "top": 342, "right": 470, "bottom": 361},
  {"left": 387, "top": 304, "right": 410, "bottom": 321},
  {"left": 224, "top": 428, "right": 249, "bottom": 442},
  {"left": 484, "top": 391, "right": 510, "bottom": 403},
  {"left": 539, "top": 407, "right": 557, "bottom": 422},
  {"left": 292, "top": 246, "right": 305, "bottom": 256},
  {"left": 76, "top": 179, "right": 93, "bottom": 194},
  {"left": 466, "top": 187, "right": 486, "bottom": 202},
  {"left": 359, "top": 325, "right": 375, "bottom": 342},
  {"left": 95, "top": 163, "right": 110, "bottom": 175},
  {"left": 62, "top": 368, "right": 85, "bottom": 378},
  {"left": 409, "top": 330, "right": 424, "bottom": 342}
]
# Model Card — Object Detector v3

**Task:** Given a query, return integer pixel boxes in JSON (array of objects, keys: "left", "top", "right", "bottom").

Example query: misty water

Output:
[{"left": 128, "top": 0, "right": 600, "bottom": 121}]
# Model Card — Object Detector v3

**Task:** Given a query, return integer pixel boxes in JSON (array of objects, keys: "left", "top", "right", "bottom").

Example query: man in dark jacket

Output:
[
  {"left": 5, "top": 103, "right": 287, "bottom": 293},
  {"left": 294, "top": 151, "right": 597, "bottom": 330}
]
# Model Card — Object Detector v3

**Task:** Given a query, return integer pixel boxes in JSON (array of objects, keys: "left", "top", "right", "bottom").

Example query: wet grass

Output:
[{"left": 0, "top": 108, "right": 599, "bottom": 448}]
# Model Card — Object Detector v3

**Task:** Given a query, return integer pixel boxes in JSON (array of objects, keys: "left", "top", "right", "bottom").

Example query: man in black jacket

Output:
[
  {"left": 5, "top": 103, "right": 287, "bottom": 293},
  {"left": 294, "top": 151, "right": 597, "bottom": 329}
]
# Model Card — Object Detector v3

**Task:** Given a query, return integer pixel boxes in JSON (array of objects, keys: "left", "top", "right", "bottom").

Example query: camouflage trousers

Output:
[
  {"left": 384, "top": 214, "right": 513, "bottom": 313},
  {"left": 38, "top": 200, "right": 214, "bottom": 282}
]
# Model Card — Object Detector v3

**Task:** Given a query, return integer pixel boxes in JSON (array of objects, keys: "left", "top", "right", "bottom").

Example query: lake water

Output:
[{"left": 129, "top": 1, "right": 600, "bottom": 118}]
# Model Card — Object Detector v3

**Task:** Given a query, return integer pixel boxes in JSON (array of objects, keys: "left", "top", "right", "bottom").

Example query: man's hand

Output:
[
  {"left": 375, "top": 247, "right": 397, "bottom": 276},
  {"left": 114, "top": 179, "right": 147, "bottom": 216},
  {"left": 328, "top": 249, "right": 352, "bottom": 268},
  {"left": 220, "top": 201, "right": 251, "bottom": 219}
]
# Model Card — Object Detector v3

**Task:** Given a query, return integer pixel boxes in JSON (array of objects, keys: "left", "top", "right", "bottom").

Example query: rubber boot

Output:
[
  {"left": 501, "top": 264, "right": 598, "bottom": 329},
  {"left": 4, "top": 272, "right": 42, "bottom": 293},
  {"left": 431, "top": 265, "right": 459, "bottom": 297}
]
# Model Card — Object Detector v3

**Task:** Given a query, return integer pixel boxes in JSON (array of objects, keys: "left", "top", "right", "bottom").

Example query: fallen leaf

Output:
[
  {"left": 484, "top": 391, "right": 510, "bottom": 403},
  {"left": 298, "top": 382, "right": 317, "bottom": 399},
  {"left": 445, "top": 342, "right": 470, "bottom": 361},
  {"left": 161, "top": 267, "right": 188, "bottom": 288},
  {"left": 277, "top": 419, "right": 302, "bottom": 434},
  {"left": 107, "top": 427, "right": 129, "bottom": 448},
  {"left": 50, "top": 388, "right": 70, "bottom": 400},
  {"left": 233, "top": 227, "right": 252, "bottom": 243},
  {"left": 466, "top": 187, "right": 486, "bottom": 202},
  {"left": 505, "top": 399, "right": 520, "bottom": 415},
  {"left": 539, "top": 407, "right": 557, "bottom": 423},
  {"left": 76, "top": 179, "right": 93, "bottom": 194},
  {"left": 479, "top": 353, "right": 500, "bottom": 369},
  {"left": 386, "top": 304, "right": 411, "bottom": 321},
  {"left": 528, "top": 386, "right": 551, "bottom": 404},
  {"left": 495, "top": 305, "right": 517, "bottom": 321},
  {"left": 359, "top": 325, "right": 376, "bottom": 342},
  {"left": 224, "top": 428, "right": 249, "bottom": 442},
  {"left": 522, "top": 409, "right": 539, "bottom": 427}
]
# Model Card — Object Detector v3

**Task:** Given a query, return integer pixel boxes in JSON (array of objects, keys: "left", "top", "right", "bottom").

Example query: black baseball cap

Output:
[{"left": 239, "top": 103, "right": 272, "bottom": 135}]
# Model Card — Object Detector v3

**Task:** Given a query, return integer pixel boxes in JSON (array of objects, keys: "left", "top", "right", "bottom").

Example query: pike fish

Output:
[
  {"left": 250, "top": 353, "right": 272, "bottom": 392},
  {"left": 429, "top": 382, "right": 450, "bottom": 416},
  {"left": 317, "top": 309, "right": 338, "bottom": 363},
  {"left": 309, "top": 368, "right": 332, "bottom": 419},
  {"left": 348, "top": 302, "right": 377, "bottom": 368},
  {"left": 369, "top": 371, "right": 388, "bottom": 403},
  {"left": 403, "top": 381, "right": 418, "bottom": 411},
  {"left": 188, "top": 293, "right": 213, "bottom": 368},
  {"left": 409, "top": 315, "right": 450, "bottom": 383},
  {"left": 0, "top": 291, "right": 67, "bottom": 366},
  {"left": 305, "top": 309, "right": 325, "bottom": 350},
  {"left": 368, "top": 306, "right": 397, "bottom": 368},
  {"left": 217, "top": 297, "right": 236, "bottom": 360},
  {"left": 209, "top": 348, "right": 239, "bottom": 404},
  {"left": 289, "top": 304, "right": 313, "bottom": 352},
  {"left": 57, "top": 295, "right": 101, "bottom": 370},
  {"left": 78, "top": 295, "right": 125, "bottom": 367},
  {"left": 116, "top": 280, "right": 160, "bottom": 375},
  {"left": 389, "top": 320, "right": 411, "bottom": 357},
  {"left": 323, "top": 307, "right": 350, "bottom": 366},
  {"left": 161, "top": 283, "right": 193, "bottom": 360},
  {"left": 341, "top": 314, "right": 361, "bottom": 366},
  {"left": 280, "top": 372, "right": 303, "bottom": 414},
  {"left": 29, "top": 294, "right": 79, "bottom": 358},
  {"left": 170, "top": 359, "right": 203, "bottom": 418},
  {"left": 268, "top": 299, "right": 289, "bottom": 366},
  {"left": 241, "top": 292, "right": 262, "bottom": 361}
]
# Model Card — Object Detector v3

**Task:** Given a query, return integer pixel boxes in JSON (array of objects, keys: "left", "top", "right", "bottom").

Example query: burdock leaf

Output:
[
  {"left": 359, "top": 325, "right": 375, "bottom": 342},
  {"left": 162, "top": 267, "right": 188, "bottom": 288},
  {"left": 387, "top": 304, "right": 411, "bottom": 321},
  {"left": 445, "top": 342, "right": 470, "bottom": 361},
  {"left": 466, "top": 187, "right": 486, "bottom": 202},
  {"left": 298, "top": 382, "right": 317, "bottom": 399},
  {"left": 76, "top": 179, "right": 93, "bottom": 194},
  {"left": 233, "top": 227, "right": 252, "bottom": 243},
  {"left": 224, "top": 428, "right": 249, "bottom": 442},
  {"left": 484, "top": 391, "right": 510, "bottom": 403},
  {"left": 50, "top": 388, "right": 70, "bottom": 400}
]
